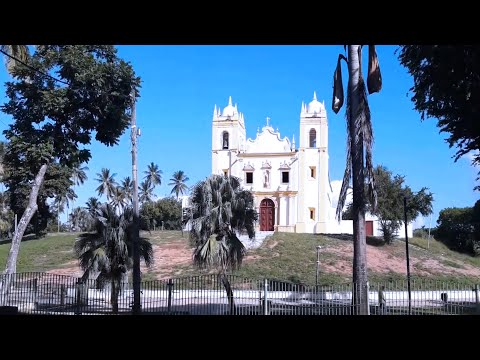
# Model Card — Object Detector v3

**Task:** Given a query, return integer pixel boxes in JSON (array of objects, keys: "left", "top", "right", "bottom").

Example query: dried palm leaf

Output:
[
  {"left": 367, "top": 45, "right": 382, "bottom": 94},
  {"left": 332, "top": 54, "right": 345, "bottom": 114}
]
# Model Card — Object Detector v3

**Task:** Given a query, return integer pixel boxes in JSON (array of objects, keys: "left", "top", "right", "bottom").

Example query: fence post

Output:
[
  {"left": 263, "top": 279, "right": 269, "bottom": 315},
  {"left": 167, "top": 279, "right": 174, "bottom": 314},
  {"left": 33, "top": 278, "right": 38, "bottom": 309},
  {"left": 366, "top": 282, "right": 370, "bottom": 315},
  {"left": 60, "top": 284, "right": 66, "bottom": 306},
  {"left": 75, "top": 280, "right": 82, "bottom": 315},
  {"left": 475, "top": 284, "right": 479, "bottom": 315}
]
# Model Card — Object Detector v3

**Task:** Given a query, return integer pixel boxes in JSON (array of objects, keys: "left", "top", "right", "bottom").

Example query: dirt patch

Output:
[
  {"left": 142, "top": 243, "right": 194, "bottom": 280},
  {"left": 267, "top": 240, "right": 278, "bottom": 249},
  {"left": 46, "top": 260, "right": 83, "bottom": 278},
  {"left": 245, "top": 254, "right": 264, "bottom": 262},
  {"left": 319, "top": 241, "right": 480, "bottom": 278},
  {"left": 47, "top": 241, "right": 195, "bottom": 281}
]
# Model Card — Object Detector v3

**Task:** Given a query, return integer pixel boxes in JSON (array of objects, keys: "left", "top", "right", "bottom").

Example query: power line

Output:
[
  {"left": 0, "top": 48, "right": 134, "bottom": 101},
  {"left": 0, "top": 48, "right": 69, "bottom": 85}
]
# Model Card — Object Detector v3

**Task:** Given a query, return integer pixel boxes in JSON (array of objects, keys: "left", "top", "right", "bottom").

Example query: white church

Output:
[{"left": 206, "top": 92, "right": 413, "bottom": 237}]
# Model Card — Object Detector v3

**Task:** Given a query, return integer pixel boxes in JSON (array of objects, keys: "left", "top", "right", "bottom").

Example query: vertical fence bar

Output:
[
  {"left": 475, "top": 284, "right": 479, "bottom": 315},
  {"left": 263, "top": 278, "right": 269, "bottom": 315},
  {"left": 167, "top": 279, "right": 173, "bottom": 314}
]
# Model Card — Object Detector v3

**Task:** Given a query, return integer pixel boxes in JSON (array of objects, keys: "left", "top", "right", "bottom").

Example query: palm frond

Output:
[
  {"left": 193, "top": 236, "right": 218, "bottom": 269},
  {"left": 138, "top": 237, "right": 154, "bottom": 267},
  {"left": 332, "top": 54, "right": 345, "bottom": 114},
  {"left": 367, "top": 45, "right": 382, "bottom": 94},
  {"left": 223, "top": 231, "right": 246, "bottom": 270},
  {"left": 357, "top": 64, "right": 377, "bottom": 213},
  {"left": 336, "top": 86, "right": 353, "bottom": 222}
]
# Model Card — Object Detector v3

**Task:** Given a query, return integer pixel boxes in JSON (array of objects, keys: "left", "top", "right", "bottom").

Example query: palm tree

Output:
[
  {"left": 1, "top": 45, "right": 30, "bottom": 76},
  {"left": 110, "top": 186, "right": 127, "bottom": 214},
  {"left": 53, "top": 188, "right": 76, "bottom": 232},
  {"left": 85, "top": 197, "right": 100, "bottom": 218},
  {"left": 95, "top": 168, "right": 117, "bottom": 200},
  {"left": 138, "top": 180, "right": 154, "bottom": 204},
  {"left": 331, "top": 45, "right": 382, "bottom": 314},
  {"left": 168, "top": 170, "right": 189, "bottom": 200},
  {"left": 144, "top": 162, "right": 162, "bottom": 189},
  {"left": 66, "top": 164, "right": 88, "bottom": 227},
  {"left": 120, "top": 176, "right": 134, "bottom": 205},
  {"left": 69, "top": 207, "right": 90, "bottom": 231},
  {"left": 187, "top": 174, "right": 258, "bottom": 314},
  {"left": 74, "top": 204, "right": 153, "bottom": 313}
]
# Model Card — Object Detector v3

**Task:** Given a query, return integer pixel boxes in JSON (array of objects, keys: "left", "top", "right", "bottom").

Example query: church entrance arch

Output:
[{"left": 260, "top": 198, "right": 275, "bottom": 231}]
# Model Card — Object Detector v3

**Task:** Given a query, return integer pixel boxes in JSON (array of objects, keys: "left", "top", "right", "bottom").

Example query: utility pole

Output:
[
  {"left": 428, "top": 213, "right": 432, "bottom": 250},
  {"left": 315, "top": 246, "right": 322, "bottom": 287},
  {"left": 131, "top": 90, "right": 141, "bottom": 315},
  {"left": 404, "top": 197, "right": 412, "bottom": 315}
]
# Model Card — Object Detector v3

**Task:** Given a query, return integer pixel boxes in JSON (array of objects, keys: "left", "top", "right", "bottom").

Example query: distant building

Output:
[{"left": 206, "top": 92, "right": 412, "bottom": 237}]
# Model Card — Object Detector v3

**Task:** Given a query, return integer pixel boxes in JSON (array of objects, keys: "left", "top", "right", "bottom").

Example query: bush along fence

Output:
[{"left": 0, "top": 272, "right": 479, "bottom": 315}]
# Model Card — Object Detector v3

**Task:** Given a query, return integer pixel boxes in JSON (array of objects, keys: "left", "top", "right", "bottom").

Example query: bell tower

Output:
[
  {"left": 211, "top": 96, "right": 246, "bottom": 177},
  {"left": 296, "top": 91, "right": 330, "bottom": 233}
]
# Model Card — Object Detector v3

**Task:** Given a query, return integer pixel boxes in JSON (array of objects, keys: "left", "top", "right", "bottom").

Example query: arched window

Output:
[
  {"left": 309, "top": 129, "right": 317, "bottom": 148},
  {"left": 222, "top": 131, "right": 229, "bottom": 149}
]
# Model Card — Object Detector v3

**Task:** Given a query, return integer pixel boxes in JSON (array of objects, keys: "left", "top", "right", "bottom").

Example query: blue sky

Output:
[{"left": 0, "top": 45, "right": 478, "bottom": 227}]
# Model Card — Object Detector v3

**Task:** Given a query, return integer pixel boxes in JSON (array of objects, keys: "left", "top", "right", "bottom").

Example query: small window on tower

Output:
[
  {"left": 310, "top": 166, "right": 316, "bottom": 179},
  {"left": 281, "top": 171, "right": 289, "bottom": 184},
  {"left": 223, "top": 170, "right": 228, "bottom": 177},
  {"left": 309, "top": 208, "right": 315, "bottom": 220},
  {"left": 246, "top": 172, "right": 253, "bottom": 184},
  {"left": 222, "top": 131, "right": 229, "bottom": 150},
  {"left": 309, "top": 129, "right": 317, "bottom": 148}
]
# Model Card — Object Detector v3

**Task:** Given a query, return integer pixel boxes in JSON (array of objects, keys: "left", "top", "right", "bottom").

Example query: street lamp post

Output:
[{"left": 316, "top": 245, "right": 322, "bottom": 287}]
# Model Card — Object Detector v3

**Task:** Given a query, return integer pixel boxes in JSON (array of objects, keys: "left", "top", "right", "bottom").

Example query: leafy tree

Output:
[
  {"left": 0, "top": 141, "right": 6, "bottom": 184},
  {"left": 331, "top": 45, "right": 383, "bottom": 314},
  {"left": 354, "top": 166, "right": 432, "bottom": 243},
  {"left": 397, "top": 45, "right": 480, "bottom": 190},
  {"left": 187, "top": 175, "right": 258, "bottom": 314},
  {"left": 436, "top": 206, "right": 478, "bottom": 255},
  {"left": 169, "top": 170, "right": 189, "bottom": 199},
  {"left": 144, "top": 162, "right": 162, "bottom": 189},
  {"left": 75, "top": 204, "right": 153, "bottom": 313},
  {"left": 1, "top": 45, "right": 30, "bottom": 76},
  {"left": 140, "top": 197, "right": 182, "bottom": 231},
  {"left": 95, "top": 168, "right": 117, "bottom": 201},
  {"left": 0, "top": 45, "right": 140, "bottom": 280},
  {"left": 4, "top": 144, "right": 74, "bottom": 237}
]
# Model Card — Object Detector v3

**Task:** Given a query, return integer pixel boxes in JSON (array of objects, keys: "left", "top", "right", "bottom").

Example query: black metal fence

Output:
[{"left": 1, "top": 272, "right": 479, "bottom": 315}]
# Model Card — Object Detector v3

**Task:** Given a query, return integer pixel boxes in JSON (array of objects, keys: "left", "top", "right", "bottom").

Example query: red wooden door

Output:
[
  {"left": 260, "top": 199, "right": 275, "bottom": 231},
  {"left": 366, "top": 221, "right": 374, "bottom": 236}
]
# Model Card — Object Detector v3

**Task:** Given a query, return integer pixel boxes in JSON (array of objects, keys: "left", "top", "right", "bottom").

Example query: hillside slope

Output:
[{"left": 1, "top": 231, "right": 479, "bottom": 284}]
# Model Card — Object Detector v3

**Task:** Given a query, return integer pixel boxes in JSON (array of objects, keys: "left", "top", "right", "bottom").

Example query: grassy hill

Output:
[{"left": 1, "top": 231, "right": 479, "bottom": 285}]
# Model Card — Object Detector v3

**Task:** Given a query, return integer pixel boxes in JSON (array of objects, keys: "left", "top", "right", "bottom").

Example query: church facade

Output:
[{"left": 211, "top": 92, "right": 344, "bottom": 234}]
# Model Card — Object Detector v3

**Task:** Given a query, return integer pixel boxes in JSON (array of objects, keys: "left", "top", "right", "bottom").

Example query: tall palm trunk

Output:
[
  {"left": 348, "top": 45, "right": 368, "bottom": 315},
  {"left": 219, "top": 271, "right": 235, "bottom": 315}
]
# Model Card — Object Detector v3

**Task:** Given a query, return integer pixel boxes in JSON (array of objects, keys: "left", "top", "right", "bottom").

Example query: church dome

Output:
[
  {"left": 307, "top": 91, "right": 324, "bottom": 114},
  {"left": 222, "top": 96, "right": 237, "bottom": 117}
]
